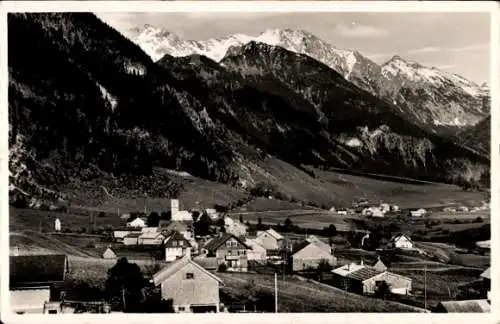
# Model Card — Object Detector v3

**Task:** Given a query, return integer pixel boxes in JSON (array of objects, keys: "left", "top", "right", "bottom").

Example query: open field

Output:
[{"left": 217, "top": 272, "right": 425, "bottom": 313}]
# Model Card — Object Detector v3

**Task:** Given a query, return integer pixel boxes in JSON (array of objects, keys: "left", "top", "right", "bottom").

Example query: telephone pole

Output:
[
  {"left": 274, "top": 272, "right": 278, "bottom": 313},
  {"left": 424, "top": 265, "right": 427, "bottom": 310}
]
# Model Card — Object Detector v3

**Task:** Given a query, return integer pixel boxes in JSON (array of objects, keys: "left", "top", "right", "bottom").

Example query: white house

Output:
[
  {"left": 152, "top": 256, "right": 224, "bottom": 313},
  {"left": 245, "top": 238, "right": 267, "bottom": 261},
  {"left": 123, "top": 233, "right": 141, "bottom": 245},
  {"left": 255, "top": 228, "right": 284, "bottom": 251},
  {"left": 337, "top": 210, "right": 348, "bottom": 216},
  {"left": 457, "top": 206, "right": 469, "bottom": 212},
  {"left": 54, "top": 218, "right": 61, "bottom": 232},
  {"left": 391, "top": 233, "right": 414, "bottom": 249},
  {"left": 164, "top": 231, "right": 192, "bottom": 262},
  {"left": 379, "top": 203, "right": 391, "bottom": 214},
  {"left": 171, "top": 199, "right": 193, "bottom": 222},
  {"left": 362, "top": 207, "right": 384, "bottom": 217},
  {"left": 410, "top": 209, "right": 426, "bottom": 217},
  {"left": 126, "top": 217, "right": 147, "bottom": 228}
]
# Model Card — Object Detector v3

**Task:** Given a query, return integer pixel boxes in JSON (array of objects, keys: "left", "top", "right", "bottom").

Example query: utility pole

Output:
[
  {"left": 274, "top": 272, "right": 278, "bottom": 313},
  {"left": 424, "top": 265, "right": 427, "bottom": 310}
]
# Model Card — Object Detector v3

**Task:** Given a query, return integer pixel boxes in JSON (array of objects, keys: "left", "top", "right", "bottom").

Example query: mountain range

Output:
[
  {"left": 125, "top": 25, "right": 490, "bottom": 131},
  {"left": 8, "top": 13, "right": 490, "bottom": 209}
]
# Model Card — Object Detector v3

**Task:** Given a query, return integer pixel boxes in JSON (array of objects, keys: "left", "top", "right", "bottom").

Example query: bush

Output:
[
  {"left": 98, "top": 212, "right": 106, "bottom": 218},
  {"left": 474, "top": 217, "right": 483, "bottom": 223},
  {"left": 217, "top": 263, "right": 227, "bottom": 273}
]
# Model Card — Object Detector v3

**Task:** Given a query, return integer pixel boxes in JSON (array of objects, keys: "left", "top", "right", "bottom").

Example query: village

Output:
[{"left": 9, "top": 197, "right": 491, "bottom": 314}]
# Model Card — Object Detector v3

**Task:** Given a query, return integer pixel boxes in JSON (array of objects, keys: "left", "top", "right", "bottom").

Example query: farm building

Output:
[
  {"left": 10, "top": 254, "right": 69, "bottom": 314},
  {"left": 443, "top": 207, "right": 456, "bottom": 213},
  {"left": 306, "top": 235, "right": 333, "bottom": 254},
  {"left": 123, "top": 232, "right": 141, "bottom": 245},
  {"left": 290, "top": 240, "right": 336, "bottom": 272},
  {"left": 255, "top": 228, "right": 284, "bottom": 251},
  {"left": 161, "top": 220, "right": 193, "bottom": 241},
  {"left": 152, "top": 256, "right": 224, "bottom": 313},
  {"left": 432, "top": 300, "right": 490, "bottom": 313},
  {"left": 244, "top": 238, "right": 267, "bottom": 261},
  {"left": 138, "top": 232, "right": 165, "bottom": 245},
  {"left": 202, "top": 233, "right": 250, "bottom": 272},
  {"left": 362, "top": 207, "right": 384, "bottom": 217},
  {"left": 105, "top": 246, "right": 164, "bottom": 261},
  {"left": 164, "top": 231, "right": 192, "bottom": 262},
  {"left": 223, "top": 216, "right": 248, "bottom": 237},
  {"left": 409, "top": 208, "right": 426, "bottom": 217},
  {"left": 102, "top": 247, "right": 117, "bottom": 259},
  {"left": 331, "top": 263, "right": 411, "bottom": 296},
  {"left": 391, "top": 233, "right": 414, "bottom": 249},
  {"left": 113, "top": 228, "right": 141, "bottom": 242}
]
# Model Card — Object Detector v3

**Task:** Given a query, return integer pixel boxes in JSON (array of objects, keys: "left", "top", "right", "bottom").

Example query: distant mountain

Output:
[
  {"left": 454, "top": 115, "right": 490, "bottom": 157},
  {"left": 8, "top": 13, "right": 489, "bottom": 208},
  {"left": 126, "top": 26, "right": 490, "bottom": 131}
]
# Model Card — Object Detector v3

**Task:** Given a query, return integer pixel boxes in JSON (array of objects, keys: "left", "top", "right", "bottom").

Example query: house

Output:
[
  {"left": 138, "top": 232, "right": 165, "bottom": 245},
  {"left": 126, "top": 217, "right": 147, "bottom": 228},
  {"left": 113, "top": 228, "right": 141, "bottom": 242},
  {"left": 443, "top": 207, "right": 456, "bottom": 213},
  {"left": 290, "top": 240, "right": 336, "bottom": 272},
  {"left": 223, "top": 216, "right": 248, "bottom": 237},
  {"left": 362, "top": 207, "right": 384, "bottom": 217},
  {"left": 105, "top": 246, "right": 164, "bottom": 261},
  {"left": 409, "top": 208, "right": 426, "bottom": 217},
  {"left": 10, "top": 254, "right": 69, "bottom": 314},
  {"left": 337, "top": 209, "right": 348, "bottom": 215},
  {"left": 164, "top": 231, "right": 192, "bottom": 262},
  {"left": 390, "top": 205, "right": 400, "bottom": 212},
  {"left": 255, "top": 228, "right": 284, "bottom": 251},
  {"left": 202, "top": 233, "right": 250, "bottom": 272},
  {"left": 123, "top": 232, "right": 141, "bottom": 245},
  {"left": 457, "top": 206, "right": 469, "bottom": 212},
  {"left": 379, "top": 203, "right": 391, "bottom": 214},
  {"left": 244, "top": 238, "right": 267, "bottom": 261},
  {"left": 370, "top": 256, "right": 388, "bottom": 272},
  {"left": 432, "top": 300, "right": 490, "bottom": 313},
  {"left": 331, "top": 263, "right": 411, "bottom": 295},
  {"left": 476, "top": 240, "right": 491, "bottom": 250},
  {"left": 306, "top": 235, "right": 333, "bottom": 254},
  {"left": 152, "top": 256, "right": 224, "bottom": 313},
  {"left": 54, "top": 218, "right": 61, "bottom": 232},
  {"left": 391, "top": 233, "right": 414, "bottom": 249},
  {"left": 205, "top": 208, "right": 219, "bottom": 220},
  {"left": 102, "top": 247, "right": 117, "bottom": 259},
  {"left": 170, "top": 199, "right": 193, "bottom": 222},
  {"left": 141, "top": 227, "right": 159, "bottom": 233},
  {"left": 161, "top": 220, "right": 193, "bottom": 240}
]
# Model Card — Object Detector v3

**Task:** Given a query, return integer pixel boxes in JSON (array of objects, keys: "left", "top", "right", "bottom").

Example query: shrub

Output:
[{"left": 217, "top": 263, "right": 227, "bottom": 273}]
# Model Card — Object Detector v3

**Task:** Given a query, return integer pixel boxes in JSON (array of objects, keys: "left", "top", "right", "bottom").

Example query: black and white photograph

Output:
[{"left": 1, "top": 0, "right": 497, "bottom": 319}]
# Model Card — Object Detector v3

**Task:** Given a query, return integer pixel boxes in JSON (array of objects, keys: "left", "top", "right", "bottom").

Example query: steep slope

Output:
[
  {"left": 8, "top": 13, "right": 242, "bottom": 204},
  {"left": 454, "top": 115, "right": 490, "bottom": 157},
  {"left": 381, "top": 56, "right": 490, "bottom": 128},
  {"left": 219, "top": 41, "right": 489, "bottom": 184},
  {"left": 127, "top": 26, "right": 489, "bottom": 131}
]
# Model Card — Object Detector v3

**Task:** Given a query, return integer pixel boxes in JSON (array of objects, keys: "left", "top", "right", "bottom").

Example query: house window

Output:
[
  {"left": 179, "top": 241, "right": 184, "bottom": 247},
  {"left": 231, "top": 241, "right": 238, "bottom": 247},
  {"left": 226, "top": 241, "right": 232, "bottom": 247},
  {"left": 178, "top": 307, "right": 186, "bottom": 311},
  {"left": 185, "top": 272, "right": 194, "bottom": 279},
  {"left": 48, "top": 310, "right": 58, "bottom": 314},
  {"left": 173, "top": 241, "right": 177, "bottom": 247},
  {"left": 227, "top": 250, "right": 232, "bottom": 256}
]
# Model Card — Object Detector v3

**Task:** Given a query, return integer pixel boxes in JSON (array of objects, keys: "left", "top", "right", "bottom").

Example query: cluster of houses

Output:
[
  {"left": 442, "top": 201, "right": 490, "bottom": 213},
  {"left": 330, "top": 200, "right": 431, "bottom": 218}
]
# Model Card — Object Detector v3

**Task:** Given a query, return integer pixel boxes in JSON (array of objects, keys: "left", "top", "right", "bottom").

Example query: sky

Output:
[{"left": 96, "top": 12, "right": 491, "bottom": 84}]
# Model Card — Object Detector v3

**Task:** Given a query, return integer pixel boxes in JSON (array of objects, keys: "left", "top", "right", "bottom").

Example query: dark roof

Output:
[
  {"left": 10, "top": 254, "right": 68, "bottom": 288},
  {"left": 346, "top": 266, "right": 384, "bottom": 281},
  {"left": 124, "top": 233, "right": 142, "bottom": 238},
  {"left": 203, "top": 233, "right": 249, "bottom": 252},
  {"left": 160, "top": 220, "right": 192, "bottom": 231},
  {"left": 164, "top": 231, "right": 192, "bottom": 248},
  {"left": 111, "top": 245, "right": 164, "bottom": 260},
  {"left": 291, "top": 241, "right": 311, "bottom": 254}
]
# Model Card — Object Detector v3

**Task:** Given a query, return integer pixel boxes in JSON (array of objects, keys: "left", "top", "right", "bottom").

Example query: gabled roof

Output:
[
  {"left": 346, "top": 266, "right": 384, "bottom": 281},
  {"left": 391, "top": 233, "right": 412, "bottom": 243},
  {"left": 110, "top": 245, "right": 164, "bottom": 259},
  {"left": 480, "top": 267, "right": 491, "bottom": 280},
  {"left": 203, "top": 233, "right": 250, "bottom": 252},
  {"left": 152, "top": 256, "right": 223, "bottom": 286},
  {"left": 161, "top": 220, "right": 191, "bottom": 232},
  {"left": 164, "top": 231, "right": 192, "bottom": 248},
  {"left": 138, "top": 232, "right": 164, "bottom": 240},
  {"left": 306, "top": 236, "right": 331, "bottom": 253},
  {"left": 332, "top": 264, "right": 365, "bottom": 277},
  {"left": 264, "top": 228, "right": 284, "bottom": 240},
  {"left": 10, "top": 254, "right": 68, "bottom": 288},
  {"left": 436, "top": 300, "right": 490, "bottom": 313},
  {"left": 292, "top": 240, "right": 331, "bottom": 256}
]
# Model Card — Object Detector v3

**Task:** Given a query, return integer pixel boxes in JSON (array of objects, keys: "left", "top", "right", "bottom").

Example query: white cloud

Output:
[
  {"left": 408, "top": 46, "right": 441, "bottom": 54},
  {"left": 334, "top": 24, "right": 388, "bottom": 38},
  {"left": 448, "top": 43, "right": 489, "bottom": 52}
]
